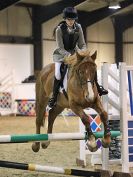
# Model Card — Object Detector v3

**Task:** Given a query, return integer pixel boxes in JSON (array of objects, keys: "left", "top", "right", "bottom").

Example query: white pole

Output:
[
  {"left": 101, "top": 63, "right": 109, "bottom": 170},
  {"left": 79, "top": 118, "right": 86, "bottom": 166},
  {"left": 119, "top": 62, "right": 129, "bottom": 172}
]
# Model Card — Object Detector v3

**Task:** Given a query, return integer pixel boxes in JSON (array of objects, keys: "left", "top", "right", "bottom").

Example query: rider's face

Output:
[{"left": 65, "top": 18, "right": 75, "bottom": 27}]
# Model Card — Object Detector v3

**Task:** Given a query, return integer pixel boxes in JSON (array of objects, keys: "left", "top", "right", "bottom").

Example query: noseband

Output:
[{"left": 80, "top": 80, "right": 95, "bottom": 87}]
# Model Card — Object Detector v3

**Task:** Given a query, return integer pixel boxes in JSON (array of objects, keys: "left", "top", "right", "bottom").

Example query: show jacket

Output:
[{"left": 53, "top": 22, "right": 86, "bottom": 62}]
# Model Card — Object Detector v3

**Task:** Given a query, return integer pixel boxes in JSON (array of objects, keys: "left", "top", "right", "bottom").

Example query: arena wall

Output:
[{"left": 0, "top": 44, "right": 33, "bottom": 83}]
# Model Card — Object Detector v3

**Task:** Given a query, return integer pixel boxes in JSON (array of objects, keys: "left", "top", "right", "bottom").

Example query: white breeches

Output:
[{"left": 55, "top": 62, "right": 62, "bottom": 80}]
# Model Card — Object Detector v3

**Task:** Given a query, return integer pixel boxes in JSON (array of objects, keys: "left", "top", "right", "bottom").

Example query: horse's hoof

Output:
[
  {"left": 86, "top": 134, "right": 98, "bottom": 152},
  {"left": 32, "top": 142, "right": 40, "bottom": 152},
  {"left": 102, "top": 138, "right": 111, "bottom": 148},
  {"left": 41, "top": 141, "right": 50, "bottom": 149},
  {"left": 87, "top": 143, "right": 98, "bottom": 152}
]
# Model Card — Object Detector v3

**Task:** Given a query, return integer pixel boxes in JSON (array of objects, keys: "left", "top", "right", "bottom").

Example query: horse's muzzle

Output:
[{"left": 85, "top": 94, "right": 94, "bottom": 102}]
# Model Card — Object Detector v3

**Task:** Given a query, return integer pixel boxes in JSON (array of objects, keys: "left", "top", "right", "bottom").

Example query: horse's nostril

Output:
[
  {"left": 85, "top": 94, "right": 93, "bottom": 101},
  {"left": 85, "top": 95, "right": 88, "bottom": 99}
]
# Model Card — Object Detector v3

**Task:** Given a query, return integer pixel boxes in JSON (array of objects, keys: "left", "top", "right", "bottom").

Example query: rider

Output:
[{"left": 48, "top": 7, "right": 108, "bottom": 109}]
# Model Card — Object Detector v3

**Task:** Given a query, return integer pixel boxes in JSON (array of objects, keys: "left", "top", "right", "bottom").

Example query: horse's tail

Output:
[{"left": 36, "top": 72, "right": 48, "bottom": 127}]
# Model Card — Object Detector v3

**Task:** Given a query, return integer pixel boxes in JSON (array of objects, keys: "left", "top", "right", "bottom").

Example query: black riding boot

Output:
[
  {"left": 48, "top": 78, "right": 61, "bottom": 108},
  {"left": 95, "top": 71, "right": 108, "bottom": 96}
]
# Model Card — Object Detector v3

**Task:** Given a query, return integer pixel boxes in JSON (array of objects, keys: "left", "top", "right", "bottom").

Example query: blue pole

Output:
[{"left": 127, "top": 70, "right": 133, "bottom": 116}]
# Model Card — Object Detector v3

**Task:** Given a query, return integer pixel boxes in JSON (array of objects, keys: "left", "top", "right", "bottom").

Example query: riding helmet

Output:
[{"left": 63, "top": 7, "right": 78, "bottom": 20}]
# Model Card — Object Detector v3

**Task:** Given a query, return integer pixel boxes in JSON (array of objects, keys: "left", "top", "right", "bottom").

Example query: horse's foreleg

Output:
[
  {"left": 70, "top": 104, "right": 98, "bottom": 152},
  {"left": 93, "top": 98, "right": 111, "bottom": 148},
  {"left": 100, "top": 111, "right": 111, "bottom": 147}
]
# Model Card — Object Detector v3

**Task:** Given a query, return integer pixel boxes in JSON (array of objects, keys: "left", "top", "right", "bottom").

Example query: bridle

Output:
[
  {"left": 76, "top": 69, "right": 95, "bottom": 88},
  {"left": 80, "top": 79, "right": 95, "bottom": 87}
]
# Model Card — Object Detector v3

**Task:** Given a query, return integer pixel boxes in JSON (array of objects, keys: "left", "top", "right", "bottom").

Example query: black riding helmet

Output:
[{"left": 63, "top": 7, "right": 78, "bottom": 20}]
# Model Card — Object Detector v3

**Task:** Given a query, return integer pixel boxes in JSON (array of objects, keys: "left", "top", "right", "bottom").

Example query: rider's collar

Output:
[{"left": 66, "top": 23, "right": 76, "bottom": 33}]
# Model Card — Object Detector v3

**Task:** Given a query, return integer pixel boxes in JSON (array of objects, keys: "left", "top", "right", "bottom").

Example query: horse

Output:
[{"left": 32, "top": 50, "right": 111, "bottom": 152}]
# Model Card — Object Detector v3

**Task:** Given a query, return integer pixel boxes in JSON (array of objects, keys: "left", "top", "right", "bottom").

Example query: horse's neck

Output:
[
  {"left": 67, "top": 66, "right": 79, "bottom": 84},
  {"left": 67, "top": 66, "right": 74, "bottom": 79}
]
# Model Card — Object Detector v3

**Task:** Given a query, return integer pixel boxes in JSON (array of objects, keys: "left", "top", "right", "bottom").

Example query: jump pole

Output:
[
  {"left": 0, "top": 131, "right": 120, "bottom": 143},
  {"left": 0, "top": 160, "right": 101, "bottom": 177}
]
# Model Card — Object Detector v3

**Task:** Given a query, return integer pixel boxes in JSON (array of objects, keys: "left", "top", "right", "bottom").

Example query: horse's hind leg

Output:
[
  {"left": 41, "top": 105, "right": 64, "bottom": 149},
  {"left": 32, "top": 94, "right": 48, "bottom": 152}
]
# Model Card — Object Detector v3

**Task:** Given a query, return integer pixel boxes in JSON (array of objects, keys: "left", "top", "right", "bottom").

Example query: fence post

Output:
[
  {"left": 101, "top": 62, "right": 109, "bottom": 170},
  {"left": 119, "top": 62, "right": 129, "bottom": 172}
]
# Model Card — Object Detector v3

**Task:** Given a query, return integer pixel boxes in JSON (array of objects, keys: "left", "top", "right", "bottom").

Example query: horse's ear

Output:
[{"left": 91, "top": 51, "right": 97, "bottom": 61}]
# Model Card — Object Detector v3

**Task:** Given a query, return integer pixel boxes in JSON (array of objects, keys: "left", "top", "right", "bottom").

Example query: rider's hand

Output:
[
  {"left": 64, "top": 53, "right": 77, "bottom": 65},
  {"left": 77, "top": 49, "right": 89, "bottom": 56}
]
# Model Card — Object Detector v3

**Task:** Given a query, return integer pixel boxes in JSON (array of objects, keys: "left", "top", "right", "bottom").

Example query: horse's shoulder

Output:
[
  {"left": 42, "top": 63, "right": 54, "bottom": 72},
  {"left": 39, "top": 63, "right": 54, "bottom": 78}
]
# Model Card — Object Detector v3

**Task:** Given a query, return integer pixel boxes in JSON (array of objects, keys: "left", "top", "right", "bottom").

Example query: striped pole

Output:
[
  {"left": 0, "top": 131, "right": 121, "bottom": 143},
  {"left": 0, "top": 160, "right": 101, "bottom": 177},
  {"left": 127, "top": 70, "right": 133, "bottom": 115}
]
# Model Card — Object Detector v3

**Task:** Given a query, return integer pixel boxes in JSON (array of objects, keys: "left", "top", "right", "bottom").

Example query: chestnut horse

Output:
[{"left": 32, "top": 51, "right": 111, "bottom": 152}]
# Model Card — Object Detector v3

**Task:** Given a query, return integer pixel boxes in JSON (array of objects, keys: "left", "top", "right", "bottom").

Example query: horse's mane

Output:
[
  {"left": 65, "top": 50, "right": 97, "bottom": 66},
  {"left": 68, "top": 51, "right": 97, "bottom": 78},
  {"left": 77, "top": 55, "right": 96, "bottom": 66}
]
